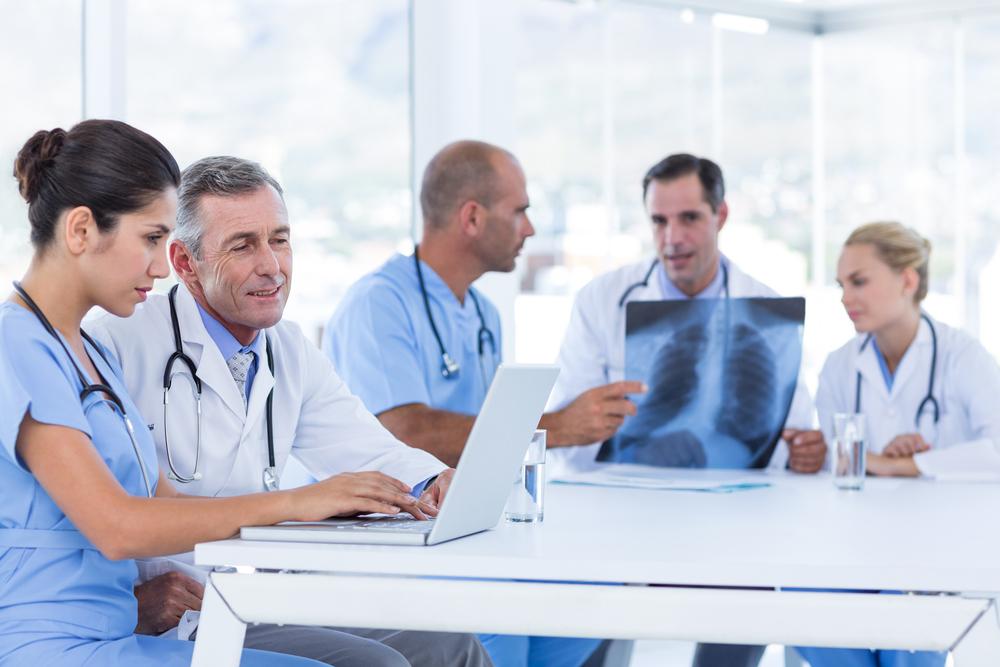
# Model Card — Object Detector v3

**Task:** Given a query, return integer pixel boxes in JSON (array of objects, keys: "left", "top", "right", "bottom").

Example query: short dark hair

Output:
[
  {"left": 420, "top": 140, "right": 515, "bottom": 229},
  {"left": 13, "top": 120, "right": 180, "bottom": 250},
  {"left": 176, "top": 156, "right": 284, "bottom": 259},
  {"left": 641, "top": 154, "right": 725, "bottom": 213}
]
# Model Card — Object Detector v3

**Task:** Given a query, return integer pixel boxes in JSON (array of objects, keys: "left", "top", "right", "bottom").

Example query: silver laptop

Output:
[{"left": 240, "top": 363, "right": 559, "bottom": 546}]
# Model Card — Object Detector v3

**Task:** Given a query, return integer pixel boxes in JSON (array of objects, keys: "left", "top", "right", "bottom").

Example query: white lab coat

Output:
[
  {"left": 817, "top": 314, "right": 1000, "bottom": 480},
  {"left": 546, "top": 255, "right": 815, "bottom": 477},
  {"left": 84, "top": 284, "right": 447, "bottom": 605}
]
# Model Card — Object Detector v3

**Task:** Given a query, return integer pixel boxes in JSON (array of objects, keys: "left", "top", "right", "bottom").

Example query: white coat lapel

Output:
[
  {"left": 243, "top": 333, "right": 275, "bottom": 438},
  {"left": 175, "top": 284, "right": 247, "bottom": 422},
  {"left": 889, "top": 318, "right": 931, "bottom": 401}
]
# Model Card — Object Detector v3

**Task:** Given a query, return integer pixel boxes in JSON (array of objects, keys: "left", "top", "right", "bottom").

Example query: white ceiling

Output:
[{"left": 618, "top": 0, "right": 1000, "bottom": 32}]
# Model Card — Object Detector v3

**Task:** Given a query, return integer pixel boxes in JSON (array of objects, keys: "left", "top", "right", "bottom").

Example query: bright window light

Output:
[
  {"left": 680, "top": 8, "right": 695, "bottom": 24},
  {"left": 711, "top": 12, "right": 769, "bottom": 35}
]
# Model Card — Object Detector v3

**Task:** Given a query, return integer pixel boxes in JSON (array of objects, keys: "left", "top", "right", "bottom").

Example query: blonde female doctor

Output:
[
  {"left": 816, "top": 221, "right": 1000, "bottom": 481},
  {"left": 797, "top": 221, "right": 1000, "bottom": 667}
]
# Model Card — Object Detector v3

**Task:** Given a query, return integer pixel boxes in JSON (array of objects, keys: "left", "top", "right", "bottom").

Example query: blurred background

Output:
[
  {"left": 4, "top": 0, "right": 1000, "bottom": 400},
  {"left": 2, "top": 2, "right": 996, "bottom": 664}
]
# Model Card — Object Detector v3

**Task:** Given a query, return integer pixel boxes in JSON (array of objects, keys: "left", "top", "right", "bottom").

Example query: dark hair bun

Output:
[{"left": 13, "top": 128, "right": 68, "bottom": 205}]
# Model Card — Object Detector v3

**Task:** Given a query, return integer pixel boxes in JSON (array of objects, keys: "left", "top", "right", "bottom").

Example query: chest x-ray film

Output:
[{"left": 597, "top": 297, "right": 805, "bottom": 469}]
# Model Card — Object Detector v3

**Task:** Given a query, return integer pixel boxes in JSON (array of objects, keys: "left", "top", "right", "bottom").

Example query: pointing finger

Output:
[
  {"left": 615, "top": 381, "right": 648, "bottom": 396},
  {"left": 603, "top": 398, "right": 639, "bottom": 418}
]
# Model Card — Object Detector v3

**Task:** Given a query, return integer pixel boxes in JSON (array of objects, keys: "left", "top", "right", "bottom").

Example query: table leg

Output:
[
  {"left": 191, "top": 574, "right": 247, "bottom": 667},
  {"left": 952, "top": 600, "right": 1000, "bottom": 666}
]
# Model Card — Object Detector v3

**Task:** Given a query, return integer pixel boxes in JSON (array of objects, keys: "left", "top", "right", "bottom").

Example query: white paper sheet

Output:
[{"left": 552, "top": 465, "right": 771, "bottom": 493}]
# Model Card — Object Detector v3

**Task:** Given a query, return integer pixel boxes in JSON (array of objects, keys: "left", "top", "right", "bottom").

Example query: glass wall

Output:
[
  {"left": 0, "top": 0, "right": 82, "bottom": 285},
  {"left": 125, "top": 0, "right": 412, "bottom": 342},
  {"left": 512, "top": 0, "right": 996, "bottom": 395},
  {"left": 1, "top": 0, "right": 999, "bottom": 379},
  {"left": 965, "top": 16, "right": 1000, "bottom": 360}
]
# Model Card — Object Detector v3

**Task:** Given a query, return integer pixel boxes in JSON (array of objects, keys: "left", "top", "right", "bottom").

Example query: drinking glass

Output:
[
  {"left": 505, "top": 429, "right": 546, "bottom": 523},
  {"left": 832, "top": 413, "right": 866, "bottom": 490}
]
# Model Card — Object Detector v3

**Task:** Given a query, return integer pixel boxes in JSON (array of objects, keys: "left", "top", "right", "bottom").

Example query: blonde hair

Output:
[{"left": 845, "top": 222, "right": 932, "bottom": 303}]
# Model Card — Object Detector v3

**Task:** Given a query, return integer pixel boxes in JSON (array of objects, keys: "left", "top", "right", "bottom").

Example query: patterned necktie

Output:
[{"left": 226, "top": 351, "right": 254, "bottom": 412}]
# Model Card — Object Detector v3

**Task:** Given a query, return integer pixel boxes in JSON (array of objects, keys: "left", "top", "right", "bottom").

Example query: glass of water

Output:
[
  {"left": 505, "top": 429, "right": 546, "bottom": 523},
  {"left": 832, "top": 413, "right": 867, "bottom": 490}
]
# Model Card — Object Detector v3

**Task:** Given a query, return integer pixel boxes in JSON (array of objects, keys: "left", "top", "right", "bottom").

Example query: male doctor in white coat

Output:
[
  {"left": 546, "top": 154, "right": 826, "bottom": 667},
  {"left": 85, "top": 156, "right": 494, "bottom": 667}
]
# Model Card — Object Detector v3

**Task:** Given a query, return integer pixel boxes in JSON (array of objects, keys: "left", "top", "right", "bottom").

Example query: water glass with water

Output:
[
  {"left": 505, "top": 429, "right": 546, "bottom": 523},
  {"left": 832, "top": 413, "right": 866, "bottom": 490}
]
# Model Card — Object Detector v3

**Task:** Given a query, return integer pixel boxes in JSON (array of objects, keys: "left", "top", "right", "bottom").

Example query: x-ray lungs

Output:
[{"left": 597, "top": 297, "right": 805, "bottom": 469}]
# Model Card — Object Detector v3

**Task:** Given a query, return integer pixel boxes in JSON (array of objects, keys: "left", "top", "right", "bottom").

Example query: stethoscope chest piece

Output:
[
  {"left": 262, "top": 466, "right": 280, "bottom": 492},
  {"left": 441, "top": 353, "right": 460, "bottom": 379}
]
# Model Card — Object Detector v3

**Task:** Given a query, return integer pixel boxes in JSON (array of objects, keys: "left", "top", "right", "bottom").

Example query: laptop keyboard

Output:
[{"left": 354, "top": 516, "right": 436, "bottom": 533}]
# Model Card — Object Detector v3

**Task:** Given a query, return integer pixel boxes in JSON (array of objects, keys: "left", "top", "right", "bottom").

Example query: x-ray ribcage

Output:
[
  {"left": 597, "top": 297, "right": 804, "bottom": 469},
  {"left": 718, "top": 323, "right": 776, "bottom": 455}
]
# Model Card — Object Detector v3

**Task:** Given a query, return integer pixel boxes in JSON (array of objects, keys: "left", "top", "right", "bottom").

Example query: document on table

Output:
[{"left": 552, "top": 465, "right": 770, "bottom": 493}]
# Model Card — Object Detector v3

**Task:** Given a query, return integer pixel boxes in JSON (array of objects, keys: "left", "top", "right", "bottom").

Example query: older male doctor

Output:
[
  {"left": 547, "top": 154, "right": 825, "bottom": 667},
  {"left": 85, "top": 156, "right": 493, "bottom": 667}
]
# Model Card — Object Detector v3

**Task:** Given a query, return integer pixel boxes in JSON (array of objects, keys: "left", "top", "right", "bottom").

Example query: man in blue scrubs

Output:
[{"left": 325, "top": 140, "right": 642, "bottom": 667}]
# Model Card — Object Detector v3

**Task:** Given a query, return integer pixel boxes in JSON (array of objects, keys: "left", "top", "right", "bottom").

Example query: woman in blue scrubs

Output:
[{"left": 0, "top": 121, "right": 430, "bottom": 666}]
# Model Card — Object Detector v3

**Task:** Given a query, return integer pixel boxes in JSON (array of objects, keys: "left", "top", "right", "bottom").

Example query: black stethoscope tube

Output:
[
  {"left": 414, "top": 247, "right": 497, "bottom": 382},
  {"left": 618, "top": 258, "right": 730, "bottom": 308},
  {"left": 12, "top": 281, "right": 152, "bottom": 497},
  {"left": 854, "top": 313, "right": 940, "bottom": 430},
  {"left": 165, "top": 285, "right": 278, "bottom": 491}
]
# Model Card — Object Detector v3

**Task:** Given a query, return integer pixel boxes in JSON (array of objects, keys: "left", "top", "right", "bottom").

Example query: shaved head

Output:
[{"left": 420, "top": 140, "right": 518, "bottom": 229}]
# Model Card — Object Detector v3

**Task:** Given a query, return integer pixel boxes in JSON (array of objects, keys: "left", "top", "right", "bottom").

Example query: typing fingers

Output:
[
  {"left": 357, "top": 477, "right": 439, "bottom": 520},
  {"left": 349, "top": 470, "right": 413, "bottom": 494},
  {"left": 399, "top": 496, "right": 439, "bottom": 521}
]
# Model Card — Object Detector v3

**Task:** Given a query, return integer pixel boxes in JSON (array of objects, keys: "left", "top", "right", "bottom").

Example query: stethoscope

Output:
[
  {"left": 414, "top": 247, "right": 498, "bottom": 392},
  {"left": 163, "top": 285, "right": 280, "bottom": 492},
  {"left": 12, "top": 281, "right": 152, "bottom": 498},
  {"left": 618, "top": 257, "right": 730, "bottom": 308},
  {"left": 610, "top": 258, "right": 731, "bottom": 373},
  {"left": 854, "top": 313, "right": 940, "bottom": 439}
]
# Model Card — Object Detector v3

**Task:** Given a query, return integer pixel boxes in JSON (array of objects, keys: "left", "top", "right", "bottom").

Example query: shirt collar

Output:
[
  {"left": 656, "top": 255, "right": 728, "bottom": 300},
  {"left": 195, "top": 299, "right": 264, "bottom": 361}
]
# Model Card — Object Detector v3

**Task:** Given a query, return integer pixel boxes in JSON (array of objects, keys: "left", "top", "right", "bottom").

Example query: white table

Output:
[{"left": 191, "top": 470, "right": 1000, "bottom": 666}]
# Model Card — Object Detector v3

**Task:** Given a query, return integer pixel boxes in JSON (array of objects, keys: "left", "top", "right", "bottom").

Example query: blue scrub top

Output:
[
  {"left": 324, "top": 253, "right": 502, "bottom": 416},
  {"left": 0, "top": 302, "right": 159, "bottom": 644}
]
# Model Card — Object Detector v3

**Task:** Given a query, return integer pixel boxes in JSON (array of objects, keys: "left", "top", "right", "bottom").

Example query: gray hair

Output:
[{"left": 175, "top": 156, "right": 284, "bottom": 259}]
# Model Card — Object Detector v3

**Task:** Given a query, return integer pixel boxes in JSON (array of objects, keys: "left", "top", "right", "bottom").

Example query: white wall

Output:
[{"left": 411, "top": 0, "right": 521, "bottom": 363}]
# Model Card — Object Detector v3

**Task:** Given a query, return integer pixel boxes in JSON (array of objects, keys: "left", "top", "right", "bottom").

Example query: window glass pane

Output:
[
  {"left": 966, "top": 17, "right": 1000, "bottom": 358},
  {"left": 719, "top": 26, "right": 811, "bottom": 298},
  {"left": 514, "top": 0, "right": 603, "bottom": 363},
  {"left": 126, "top": 0, "right": 411, "bottom": 339},
  {"left": 0, "top": 0, "right": 82, "bottom": 281},
  {"left": 614, "top": 4, "right": 713, "bottom": 259},
  {"left": 825, "top": 23, "right": 955, "bottom": 318}
]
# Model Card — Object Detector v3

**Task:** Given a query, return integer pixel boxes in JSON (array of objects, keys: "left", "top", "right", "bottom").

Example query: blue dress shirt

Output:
[
  {"left": 656, "top": 257, "right": 727, "bottom": 300},
  {"left": 195, "top": 301, "right": 265, "bottom": 399}
]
